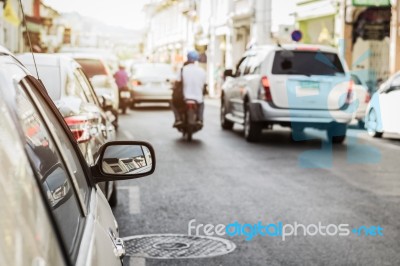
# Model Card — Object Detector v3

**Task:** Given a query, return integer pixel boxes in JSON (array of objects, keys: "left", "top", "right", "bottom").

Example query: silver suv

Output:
[{"left": 221, "top": 44, "right": 354, "bottom": 143}]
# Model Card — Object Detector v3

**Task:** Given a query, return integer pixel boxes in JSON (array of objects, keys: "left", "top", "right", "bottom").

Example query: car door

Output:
[
  {"left": 229, "top": 56, "right": 250, "bottom": 117},
  {"left": 12, "top": 73, "right": 123, "bottom": 266},
  {"left": 0, "top": 84, "right": 67, "bottom": 266}
]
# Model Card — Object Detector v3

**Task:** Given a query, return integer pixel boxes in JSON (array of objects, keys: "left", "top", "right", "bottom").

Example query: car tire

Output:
[
  {"left": 327, "top": 123, "right": 347, "bottom": 144},
  {"left": 109, "top": 183, "right": 118, "bottom": 207},
  {"left": 244, "top": 104, "right": 262, "bottom": 142},
  {"left": 366, "top": 109, "right": 383, "bottom": 138},
  {"left": 220, "top": 98, "right": 233, "bottom": 130},
  {"left": 357, "top": 119, "right": 365, "bottom": 129}
]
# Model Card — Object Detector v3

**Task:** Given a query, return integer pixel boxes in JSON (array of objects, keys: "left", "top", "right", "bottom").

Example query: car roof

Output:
[
  {"left": 17, "top": 53, "right": 79, "bottom": 68},
  {"left": 245, "top": 44, "right": 339, "bottom": 56}
]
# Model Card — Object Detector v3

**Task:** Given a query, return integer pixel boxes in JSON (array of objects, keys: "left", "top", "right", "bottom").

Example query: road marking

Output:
[
  {"left": 118, "top": 186, "right": 140, "bottom": 214},
  {"left": 129, "top": 257, "right": 145, "bottom": 266},
  {"left": 123, "top": 130, "right": 135, "bottom": 140}
]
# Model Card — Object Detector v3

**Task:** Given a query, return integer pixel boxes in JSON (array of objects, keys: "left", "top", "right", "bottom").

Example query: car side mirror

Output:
[
  {"left": 91, "top": 141, "right": 156, "bottom": 182},
  {"left": 223, "top": 69, "right": 233, "bottom": 80}
]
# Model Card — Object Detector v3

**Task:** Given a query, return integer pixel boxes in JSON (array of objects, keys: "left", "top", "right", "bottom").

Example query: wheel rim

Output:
[
  {"left": 367, "top": 109, "right": 378, "bottom": 136},
  {"left": 244, "top": 109, "right": 250, "bottom": 137},
  {"left": 220, "top": 104, "right": 226, "bottom": 124}
]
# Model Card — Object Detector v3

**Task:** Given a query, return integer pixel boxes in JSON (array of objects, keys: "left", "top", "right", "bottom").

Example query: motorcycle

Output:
[
  {"left": 119, "top": 87, "right": 131, "bottom": 114},
  {"left": 176, "top": 100, "right": 202, "bottom": 141}
]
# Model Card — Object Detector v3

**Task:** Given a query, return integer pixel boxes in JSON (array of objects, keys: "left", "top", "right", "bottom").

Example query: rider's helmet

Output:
[{"left": 187, "top": 51, "right": 199, "bottom": 62}]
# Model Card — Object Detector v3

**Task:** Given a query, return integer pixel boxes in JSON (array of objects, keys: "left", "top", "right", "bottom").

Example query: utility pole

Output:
[{"left": 253, "top": 0, "right": 272, "bottom": 45}]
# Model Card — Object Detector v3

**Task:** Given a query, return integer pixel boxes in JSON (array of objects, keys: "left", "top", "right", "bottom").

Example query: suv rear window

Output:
[
  {"left": 271, "top": 51, "right": 345, "bottom": 76},
  {"left": 75, "top": 59, "right": 108, "bottom": 78}
]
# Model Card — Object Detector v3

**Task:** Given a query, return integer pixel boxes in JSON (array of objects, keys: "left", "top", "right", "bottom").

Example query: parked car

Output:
[
  {"left": 129, "top": 63, "right": 176, "bottom": 107},
  {"left": 221, "top": 44, "right": 355, "bottom": 143},
  {"left": 350, "top": 73, "right": 371, "bottom": 128},
  {"left": 0, "top": 45, "right": 155, "bottom": 265},
  {"left": 365, "top": 71, "right": 400, "bottom": 138},
  {"left": 70, "top": 54, "right": 121, "bottom": 117},
  {"left": 17, "top": 53, "right": 118, "bottom": 205}
]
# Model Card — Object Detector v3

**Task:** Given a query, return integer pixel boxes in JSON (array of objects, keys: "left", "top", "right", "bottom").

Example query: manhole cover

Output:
[{"left": 123, "top": 234, "right": 236, "bottom": 259}]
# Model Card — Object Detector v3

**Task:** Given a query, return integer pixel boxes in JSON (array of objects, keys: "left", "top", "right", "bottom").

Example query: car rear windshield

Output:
[
  {"left": 75, "top": 59, "right": 109, "bottom": 78},
  {"left": 133, "top": 64, "right": 174, "bottom": 78},
  {"left": 271, "top": 51, "right": 345, "bottom": 76}
]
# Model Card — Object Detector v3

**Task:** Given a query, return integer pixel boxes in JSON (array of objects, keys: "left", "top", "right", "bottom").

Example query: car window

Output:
[
  {"left": 74, "top": 68, "right": 98, "bottom": 105},
  {"left": 75, "top": 58, "right": 109, "bottom": 78},
  {"left": 243, "top": 56, "right": 254, "bottom": 75},
  {"left": 0, "top": 97, "right": 67, "bottom": 266},
  {"left": 24, "top": 78, "right": 91, "bottom": 204},
  {"left": 134, "top": 64, "right": 174, "bottom": 78},
  {"left": 236, "top": 57, "right": 248, "bottom": 77},
  {"left": 13, "top": 80, "right": 85, "bottom": 262},
  {"left": 272, "top": 51, "right": 345, "bottom": 76}
]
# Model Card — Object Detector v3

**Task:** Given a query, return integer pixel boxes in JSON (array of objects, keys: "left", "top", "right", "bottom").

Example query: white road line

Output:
[
  {"left": 118, "top": 186, "right": 140, "bottom": 214},
  {"left": 129, "top": 257, "right": 146, "bottom": 266},
  {"left": 123, "top": 130, "right": 135, "bottom": 140}
]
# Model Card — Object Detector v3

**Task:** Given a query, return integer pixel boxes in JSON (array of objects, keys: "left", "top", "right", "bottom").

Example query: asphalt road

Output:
[{"left": 113, "top": 99, "right": 400, "bottom": 266}]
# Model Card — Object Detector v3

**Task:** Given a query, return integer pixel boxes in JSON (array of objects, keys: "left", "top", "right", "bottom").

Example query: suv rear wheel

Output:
[{"left": 244, "top": 104, "right": 262, "bottom": 142}]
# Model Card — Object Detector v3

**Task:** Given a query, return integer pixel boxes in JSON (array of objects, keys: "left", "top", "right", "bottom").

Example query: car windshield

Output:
[
  {"left": 272, "top": 51, "right": 345, "bottom": 76},
  {"left": 75, "top": 59, "right": 109, "bottom": 78},
  {"left": 133, "top": 64, "right": 174, "bottom": 78}
]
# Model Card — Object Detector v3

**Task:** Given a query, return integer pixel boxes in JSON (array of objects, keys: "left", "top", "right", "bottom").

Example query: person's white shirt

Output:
[{"left": 182, "top": 63, "right": 206, "bottom": 103}]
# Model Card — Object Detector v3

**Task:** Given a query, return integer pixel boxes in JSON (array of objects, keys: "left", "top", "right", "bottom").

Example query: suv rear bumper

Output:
[{"left": 249, "top": 101, "right": 354, "bottom": 126}]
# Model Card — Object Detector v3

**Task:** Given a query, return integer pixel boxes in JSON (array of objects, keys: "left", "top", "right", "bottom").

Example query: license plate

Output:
[
  {"left": 296, "top": 81, "right": 320, "bottom": 96},
  {"left": 120, "top": 91, "right": 130, "bottom": 98},
  {"left": 300, "top": 81, "right": 319, "bottom": 89}
]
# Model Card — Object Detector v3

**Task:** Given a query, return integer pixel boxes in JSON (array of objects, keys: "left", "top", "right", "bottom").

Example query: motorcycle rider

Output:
[{"left": 172, "top": 51, "right": 207, "bottom": 127}]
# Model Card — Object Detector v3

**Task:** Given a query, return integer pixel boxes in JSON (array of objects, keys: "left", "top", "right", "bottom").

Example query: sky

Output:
[
  {"left": 44, "top": 0, "right": 147, "bottom": 30},
  {"left": 44, "top": 0, "right": 295, "bottom": 31}
]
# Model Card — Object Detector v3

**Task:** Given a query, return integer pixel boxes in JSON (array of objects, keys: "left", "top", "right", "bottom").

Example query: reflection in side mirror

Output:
[
  {"left": 92, "top": 141, "right": 156, "bottom": 182},
  {"left": 102, "top": 144, "right": 152, "bottom": 175}
]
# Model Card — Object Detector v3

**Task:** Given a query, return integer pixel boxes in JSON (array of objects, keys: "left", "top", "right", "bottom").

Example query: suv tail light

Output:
[
  {"left": 365, "top": 92, "right": 371, "bottom": 103},
  {"left": 261, "top": 76, "right": 273, "bottom": 102},
  {"left": 345, "top": 80, "right": 354, "bottom": 105},
  {"left": 64, "top": 116, "right": 91, "bottom": 143}
]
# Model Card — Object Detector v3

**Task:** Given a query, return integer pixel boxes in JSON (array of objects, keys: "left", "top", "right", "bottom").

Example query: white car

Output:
[
  {"left": 0, "top": 45, "right": 156, "bottom": 265},
  {"left": 221, "top": 44, "right": 355, "bottom": 143},
  {"left": 365, "top": 72, "right": 400, "bottom": 137},
  {"left": 130, "top": 63, "right": 176, "bottom": 107}
]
